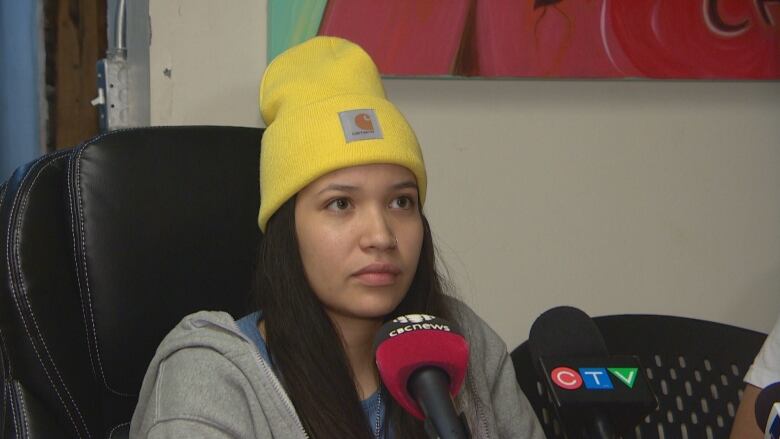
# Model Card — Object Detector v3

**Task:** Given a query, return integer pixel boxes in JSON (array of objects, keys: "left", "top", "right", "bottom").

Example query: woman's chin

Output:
[{"left": 328, "top": 297, "right": 405, "bottom": 323}]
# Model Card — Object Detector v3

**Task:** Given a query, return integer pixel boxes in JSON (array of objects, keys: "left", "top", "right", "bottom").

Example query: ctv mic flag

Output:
[
  {"left": 540, "top": 355, "right": 656, "bottom": 406},
  {"left": 538, "top": 354, "right": 658, "bottom": 434}
]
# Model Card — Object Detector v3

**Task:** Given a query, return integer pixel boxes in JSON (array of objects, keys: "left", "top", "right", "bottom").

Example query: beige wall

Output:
[{"left": 149, "top": 0, "right": 780, "bottom": 348}]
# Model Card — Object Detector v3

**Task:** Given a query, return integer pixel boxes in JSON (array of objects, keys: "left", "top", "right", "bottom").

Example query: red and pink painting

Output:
[{"left": 268, "top": 0, "right": 780, "bottom": 79}]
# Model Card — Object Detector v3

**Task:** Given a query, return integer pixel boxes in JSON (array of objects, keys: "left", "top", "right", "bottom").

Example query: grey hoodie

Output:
[{"left": 130, "top": 301, "right": 545, "bottom": 438}]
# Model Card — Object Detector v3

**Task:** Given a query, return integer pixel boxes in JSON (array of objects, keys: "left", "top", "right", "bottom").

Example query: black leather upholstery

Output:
[
  {"left": 1, "top": 180, "right": 8, "bottom": 435},
  {"left": 0, "top": 126, "right": 263, "bottom": 438},
  {"left": 6, "top": 381, "right": 63, "bottom": 438},
  {"left": 0, "top": 151, "right": 95, "bottom": 438}
]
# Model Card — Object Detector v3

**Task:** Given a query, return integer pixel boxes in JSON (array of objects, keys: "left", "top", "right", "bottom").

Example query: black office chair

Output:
[
  {"left": 1, "top": 180, "right": 8, "bottom": 435},
  {"left": 0, "top": 126, "right": 263, "bottom": 438},
  {"left": 512, "top": 315, "right": 767, "bottom": 438}
]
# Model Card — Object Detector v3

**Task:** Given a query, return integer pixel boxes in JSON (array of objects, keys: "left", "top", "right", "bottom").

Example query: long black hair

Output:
[{"left": 253, "top": 196, "right": 453, "bottom": 438}]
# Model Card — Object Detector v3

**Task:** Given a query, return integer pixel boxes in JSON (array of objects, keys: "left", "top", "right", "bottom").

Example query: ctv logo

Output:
[{"left": 550, "top": 367, "right": 638, "bottom": 390}]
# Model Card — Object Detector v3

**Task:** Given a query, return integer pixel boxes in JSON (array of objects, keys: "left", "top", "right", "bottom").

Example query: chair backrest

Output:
[
  {"left": 0, "top": 126, "right": 263, "bottom": 438},
  {"left": 0, "top": 179, "right": 10, "bottom": 435},
  {"left": 512, "top": 314, "right": 767, "bottom": 439},
  {"left": 1, "top": 150, "right": 81, "bottom": 438}
]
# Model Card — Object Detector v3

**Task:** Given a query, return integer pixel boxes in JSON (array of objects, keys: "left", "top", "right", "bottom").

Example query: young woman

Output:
[{"left": 130, "top": 36, "right": 543, "bottom": 439}]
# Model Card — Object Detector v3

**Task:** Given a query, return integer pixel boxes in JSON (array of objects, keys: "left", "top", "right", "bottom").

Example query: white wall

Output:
[{"left": 149, "top": 0, "right": 780, "bottom": 348}]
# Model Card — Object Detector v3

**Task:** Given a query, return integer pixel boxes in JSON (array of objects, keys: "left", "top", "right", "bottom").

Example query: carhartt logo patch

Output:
[
  {"left": 355, "top": 113, "right": 374, "bottom": 131},
  {"left": 339, "top": 109, "right": 383, "bottom": 142}
]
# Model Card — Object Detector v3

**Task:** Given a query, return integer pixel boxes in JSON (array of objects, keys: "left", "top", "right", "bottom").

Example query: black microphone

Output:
[
  {"left": 755, "top": 382, "right": 780, "bottom": 438},
  {"left": 374, "top": 314, "right": 471, "bottom": 439},
  {"left": 529, "top": 306, "right": 657, "bottom": 439}
]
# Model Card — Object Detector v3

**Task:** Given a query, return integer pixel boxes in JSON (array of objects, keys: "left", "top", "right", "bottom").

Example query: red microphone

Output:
[{"left": 374, "top": 314, "right": 471, "bottom": 439}]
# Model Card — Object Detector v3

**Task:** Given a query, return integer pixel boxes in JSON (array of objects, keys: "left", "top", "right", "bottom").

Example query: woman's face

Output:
[{"left": 295, "top": 164, "right": 424, "bottom": 324}]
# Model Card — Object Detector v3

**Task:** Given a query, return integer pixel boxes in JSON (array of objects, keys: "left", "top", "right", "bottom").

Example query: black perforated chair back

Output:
[
  {"left": 0, "top": 126, "right": 263, "bottom": 438},
  {"left": 512, "top": 315, "right": 767, "bottom": 439}
]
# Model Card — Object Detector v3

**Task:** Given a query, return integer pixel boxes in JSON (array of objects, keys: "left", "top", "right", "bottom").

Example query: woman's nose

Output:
[{"left": 359, "top": 208, "right": 397, "bottom": 251}]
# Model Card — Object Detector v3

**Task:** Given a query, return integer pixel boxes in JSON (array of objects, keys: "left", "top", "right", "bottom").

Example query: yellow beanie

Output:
[{"left": 257, "top": 36, "right": 427, "bottom": 231}]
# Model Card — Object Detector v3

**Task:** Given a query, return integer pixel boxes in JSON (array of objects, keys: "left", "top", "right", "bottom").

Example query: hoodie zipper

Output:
[
  {"left": 192, "top": 317, "right": 310, "bottom": 439},
  {"left": 468, "top": 371, "right": 490, "bottom": 439}
]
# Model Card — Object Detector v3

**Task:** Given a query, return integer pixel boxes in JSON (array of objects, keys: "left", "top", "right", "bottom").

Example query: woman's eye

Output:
[
  {"left": 326, "top": 198, "right": 351, "bottom": 211},
  {"left": 390, "top": 196, "right": 414, "bottom": 209}
]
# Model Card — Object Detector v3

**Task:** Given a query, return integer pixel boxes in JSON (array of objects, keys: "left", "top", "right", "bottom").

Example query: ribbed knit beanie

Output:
[{"left": 257, "top": 36, "right": 426, "bottom": 231}]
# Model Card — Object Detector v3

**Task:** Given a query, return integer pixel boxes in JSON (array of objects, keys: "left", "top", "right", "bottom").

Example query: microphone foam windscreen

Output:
[
  {"left": 528, "top": 306, "right": 608, "bottom": 375},
  {"left": 755, "top": 382, "right": 780, "bottom": 431},
  {"left": 374, "top": 314, "right": 469, "bottom": 420}
]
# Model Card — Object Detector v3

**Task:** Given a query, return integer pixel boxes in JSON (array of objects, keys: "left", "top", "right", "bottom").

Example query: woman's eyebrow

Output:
[
  {"left": 317, "top": 181, "right": 417, "bottom": 195},
  {"left": 317, "top": 184, "right": 358, "bottom": 195},
  {"left": 392, "top": 181, "right": 418, "bottom": 191}
]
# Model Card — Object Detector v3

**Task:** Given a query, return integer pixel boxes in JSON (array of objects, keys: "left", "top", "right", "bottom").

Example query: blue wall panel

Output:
[{"left": 0, "top": 0, "right": 42, "bottom": 181}]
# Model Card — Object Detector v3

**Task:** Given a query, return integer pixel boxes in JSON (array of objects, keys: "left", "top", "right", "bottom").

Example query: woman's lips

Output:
[{"left": 353, "top": 263, "right": 401, "bottom": 286}]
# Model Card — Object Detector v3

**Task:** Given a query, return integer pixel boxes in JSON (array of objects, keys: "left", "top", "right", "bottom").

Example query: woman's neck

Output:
[
  {"left": 330, "top": 313, "right": 384, "bottom": 400},
  {"left": 259, "top": 313, "right": 383, "bottom": 400}
]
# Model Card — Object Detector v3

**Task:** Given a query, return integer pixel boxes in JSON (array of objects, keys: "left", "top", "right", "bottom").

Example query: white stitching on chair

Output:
[
  {"left": 16, "top": 154, "right": 91, "bottom": 435},
  {"left": 71, "top": 145, "right": 134, "bottom": 397},
  {"left": 8, "top": 382, "right": 20, "bottom": 438},
  {"left": 0, "top": 184, "right": 5, "bottom": 425},
  {"left": 67, "top": 147, "right": 100, "bottom": 383},
  {"left": 6, "top": 152, "right": 88, "bottom": 438},
  {"left": 0, "top": 185, "right": 6, "bottom": 429},
  {"left": 106, "top": 421, "right": 130, "bottom": 439},
  {"left": 13, "top": 383, "right": 29, "bottom": 438},
  {"left": 6, "top": 154, "right": 80, "bottom": 434}
]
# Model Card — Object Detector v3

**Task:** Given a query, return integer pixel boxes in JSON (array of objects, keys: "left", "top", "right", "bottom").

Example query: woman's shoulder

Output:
[
  {"left": 154, "top": 310, "right": 247, "bottom": 354},
  {"left": 445, "top": 298, "right": 547, "bottom": 438},
  {"left": 444, "top": 297, "right": 506, "bottom": 347},
  {"left": 444, "top": 296, "right": 512, "bottom": 375},
  {"left": 131, "top": 310, "right": 300, "bottom": 437},
  {"left": 140, "top": 310, "right": 260, "bottom": 396},
  {"left": 140, "top": 309, "right": 258, "bottom": 386}
]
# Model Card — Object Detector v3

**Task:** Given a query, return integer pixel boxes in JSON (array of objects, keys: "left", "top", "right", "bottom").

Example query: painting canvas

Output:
[{"left": 268, "top": 0, "right": 780, "bottom": 79}]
